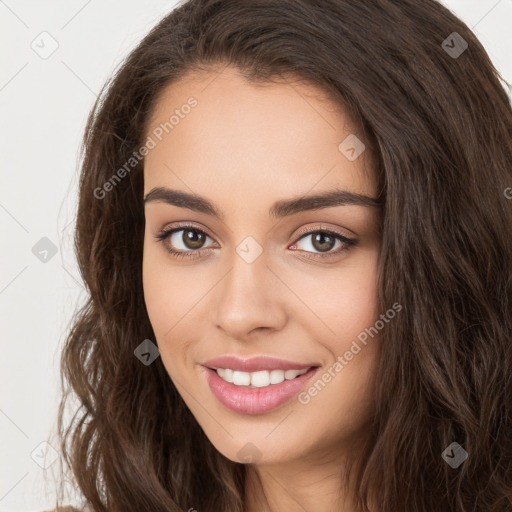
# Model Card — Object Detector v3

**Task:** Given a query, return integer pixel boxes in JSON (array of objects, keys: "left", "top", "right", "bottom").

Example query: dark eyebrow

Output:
[{"left": 143, "top": 186, "right": 383, "bottom": 220}]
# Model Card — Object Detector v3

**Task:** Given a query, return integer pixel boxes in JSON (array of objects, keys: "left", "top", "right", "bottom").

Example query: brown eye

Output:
[
  {"left": 154, "top": 225, "right": 216, "bottom": 259},
  {"left": 290, "top": 229, "right": 357, "bottom": 259},
  {"left": 180, "top": 229, "right": 207, "bottom": 250},
  {"left": 166, "top": 227, "right": 214, "bottom": 251},
  {"left": 310, "top": 232, "right": 336, "bottom": 252}
]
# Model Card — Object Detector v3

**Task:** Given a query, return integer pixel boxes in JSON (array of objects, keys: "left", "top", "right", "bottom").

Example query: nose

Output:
[{"left": 212, "top": 245, "right": 288, "bottom": 340}]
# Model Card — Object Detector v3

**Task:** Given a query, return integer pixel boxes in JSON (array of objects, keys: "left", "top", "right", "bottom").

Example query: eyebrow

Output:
[{"left": 143, "top": 186, "right": 383, "bottom": 220}]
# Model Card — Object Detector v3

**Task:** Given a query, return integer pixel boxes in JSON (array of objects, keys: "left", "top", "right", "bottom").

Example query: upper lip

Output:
[{"left": 202, "top": 355, "right": 319, "bottom": 372}]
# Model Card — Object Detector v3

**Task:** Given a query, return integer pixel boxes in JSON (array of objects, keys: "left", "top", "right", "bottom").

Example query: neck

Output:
[{"left": 244, "top": 434, "right": 375, "bottom": 512}]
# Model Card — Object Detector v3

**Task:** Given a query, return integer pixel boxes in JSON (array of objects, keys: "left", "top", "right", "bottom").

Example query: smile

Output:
[
  {"left": 215, "top": 367, "right": 309, "bottom": 387},
  {"left": 201, "top": 356, "right": 320, "bottom": 415}
]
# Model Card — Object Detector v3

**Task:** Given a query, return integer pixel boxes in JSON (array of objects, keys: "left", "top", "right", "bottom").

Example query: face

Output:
[{"left": 142, "top": 65, "right": 382, "bottom": 466}]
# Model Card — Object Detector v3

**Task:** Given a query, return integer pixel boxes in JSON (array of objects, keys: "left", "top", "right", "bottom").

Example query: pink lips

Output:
[{"left": 201, "top": 355, "right": 319, "bottom": 415}]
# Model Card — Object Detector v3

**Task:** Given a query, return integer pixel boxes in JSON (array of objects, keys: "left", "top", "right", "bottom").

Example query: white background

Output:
[{"left": 1, "top": 1, "right": 511, "bottom": 510}]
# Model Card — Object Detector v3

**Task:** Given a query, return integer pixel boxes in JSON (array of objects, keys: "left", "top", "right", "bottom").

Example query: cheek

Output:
[
  {"left": 318, "top": 257, "right": 381, "bottom": 424},
  {"left": 142, "top": 256, "right": 183, "bottom": 381},
  {"left": 142, "top": 241, "right": 210, "bottom": 375},
  {"left": 142, "top": 243, "right": 187, "bottom": 368},
  {"left": 142, "top": 242, "right": 168, "bottom": 332},
  {"left": 335, "top": 264, "right": 380, "bottom": 336},
  {"left": 291, "top": 249, "right": 380, "bottom": 343},
  {"left": 142, "top": 241, "right": 197, "bottom": 337}
]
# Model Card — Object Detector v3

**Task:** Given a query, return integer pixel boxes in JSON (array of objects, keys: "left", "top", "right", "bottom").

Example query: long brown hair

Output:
[{"left": 55, "top": 0, "right": 512, "bottom": 510}]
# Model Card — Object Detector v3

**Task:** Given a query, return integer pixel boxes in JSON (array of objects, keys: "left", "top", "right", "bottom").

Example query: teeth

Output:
[
  {"left": 251, "top": 370, "right": 270, "bottom": 387},
  {"left": 270, "top": 369, "right": 285, "bottom": 384},
  {"left": 215, "top": 367, "right": 309, "bottom": 388},
  {"left": 232, "top": 370, "right": 251, "bottom": 386},
  {"left": 284, "top": 369, "right": 301, "bottom": 380}
]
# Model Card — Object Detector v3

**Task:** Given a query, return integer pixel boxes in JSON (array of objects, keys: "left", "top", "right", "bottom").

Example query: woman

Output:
[{"left": 53, "top": 0, "right": 512, "bottom": 510}]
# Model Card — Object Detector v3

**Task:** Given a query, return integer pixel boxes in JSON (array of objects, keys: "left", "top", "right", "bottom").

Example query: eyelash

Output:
[{"left": 153, "top": 223, "right": 358, "bottom": 261}]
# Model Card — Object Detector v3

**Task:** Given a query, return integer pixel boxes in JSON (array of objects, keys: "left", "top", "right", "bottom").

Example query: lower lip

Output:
[{"left": 203, "top": 366, "right": 319, "bottom": 415}]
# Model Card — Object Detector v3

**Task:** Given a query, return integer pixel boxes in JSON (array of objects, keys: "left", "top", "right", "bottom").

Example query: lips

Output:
[{"left": 201, "top": 355, "right": 320, "bottom": 414}]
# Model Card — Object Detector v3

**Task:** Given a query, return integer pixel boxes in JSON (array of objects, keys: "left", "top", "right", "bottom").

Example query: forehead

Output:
[{"left": 143, "top": 66, "right": 377, "bottom": 202}]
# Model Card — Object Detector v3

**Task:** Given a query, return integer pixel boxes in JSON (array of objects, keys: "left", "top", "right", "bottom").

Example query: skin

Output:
[{"left": 142, "top": 65, "right": 382, "bottom": 512}]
